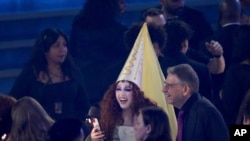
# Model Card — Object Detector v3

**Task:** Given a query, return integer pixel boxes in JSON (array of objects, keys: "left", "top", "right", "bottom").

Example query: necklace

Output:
[
  {"left": 49, "top": 71, "right": 63, "bottom": 78},
  {"left": 46, "top": 71, "right": 66, "bottom": 84}
]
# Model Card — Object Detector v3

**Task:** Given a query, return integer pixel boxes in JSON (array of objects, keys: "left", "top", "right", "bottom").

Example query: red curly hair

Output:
[{"left": 100, "top": 80, "right": 156, "bottom": 141}]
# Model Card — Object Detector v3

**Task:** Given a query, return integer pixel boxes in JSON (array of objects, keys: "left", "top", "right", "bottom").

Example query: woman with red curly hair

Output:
[{"left": 86, "top": 80, "right": 156, "bottom": 141}]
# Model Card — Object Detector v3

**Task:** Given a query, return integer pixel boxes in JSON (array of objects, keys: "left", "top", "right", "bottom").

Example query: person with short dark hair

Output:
[
  {"left": 209, "top": 0, "right": 241, "bottom": 111},
  {"left": 162, "top": 64, "right": 229, "bottom": 141}
]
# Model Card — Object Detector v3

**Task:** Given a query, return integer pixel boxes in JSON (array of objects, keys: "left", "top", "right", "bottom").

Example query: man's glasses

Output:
[{"left": 164, "top": 82, "right": 184, "bottom": 89}]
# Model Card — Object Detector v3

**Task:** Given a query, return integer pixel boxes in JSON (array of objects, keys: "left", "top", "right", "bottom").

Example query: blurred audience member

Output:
[
  {"left": 134, "top": 106, "right": 171, "bottom": 141},
  {"left": 216, "top": 0, "right": 240, "bottom": 67},
  {"left": 87, "top": 103, "right": 101, "bottom": 121},
  {"left": 210, "top": 0, "right": 241, "bottom": 107},
  {"left": 160, "top": 0, "right": 214, "bottom": 62},
  {"left": 240, "top": 0, "right": 250, "bottom": 24},
  {"left": 221, "top": 25, "right": 250, "bottom": 126},
  {"left": 0, "top": 94, "right": 16, "bottom": 141},
  {"left": 9, "top": 96, "right": 54, "bottom": 141},
  {"left": 142, "top": 8, "right": 166, "bottom": 26}
]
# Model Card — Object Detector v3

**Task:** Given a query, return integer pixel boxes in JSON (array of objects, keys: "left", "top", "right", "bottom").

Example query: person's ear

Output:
[
  {"left": 146, "top": 124, "right": 152, "bottom": 134},
  {"left": 183, "top": 84, "right": 190, "bottom": 96},
  {"left": 181, "top": 39, "right": 189, "bottom": 54}
]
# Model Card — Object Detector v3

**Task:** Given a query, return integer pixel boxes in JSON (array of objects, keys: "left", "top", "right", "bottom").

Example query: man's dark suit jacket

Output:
[
  {"left": 210, "top": 24, "right": 240, "bottom": 107},
  {"left": 181, "top": 93, "right": 229, "bottom": 141}
]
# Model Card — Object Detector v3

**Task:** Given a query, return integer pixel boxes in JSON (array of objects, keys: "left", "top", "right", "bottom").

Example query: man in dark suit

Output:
[
  {"left": 216, "top": 0, "right": 241, "bottom": 69},
  {"left": 162, "top": 64, "right": 229, "bottom": 141},
  {"left": 211, "top": 0, "right": 241, "bottom": 108}
]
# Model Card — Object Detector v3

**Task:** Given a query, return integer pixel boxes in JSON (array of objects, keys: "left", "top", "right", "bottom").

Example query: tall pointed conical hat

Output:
[{"left": 117, "top": 23, "right": 177, "bottom": 141}]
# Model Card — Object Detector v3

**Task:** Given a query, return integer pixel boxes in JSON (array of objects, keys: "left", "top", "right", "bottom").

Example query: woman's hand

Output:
[{"left": 90, "top": 126, "right": 105, "bottom": 141}]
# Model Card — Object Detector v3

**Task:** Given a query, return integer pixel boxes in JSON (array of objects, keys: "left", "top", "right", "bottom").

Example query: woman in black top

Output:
[{"left": 10, "top": 28, "right": 90, "bottom": 120}]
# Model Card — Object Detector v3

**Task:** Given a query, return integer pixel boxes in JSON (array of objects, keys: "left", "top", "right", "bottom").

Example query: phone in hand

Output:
[{"left": 86, "top": 117, "right": 101, "bottom": 131}]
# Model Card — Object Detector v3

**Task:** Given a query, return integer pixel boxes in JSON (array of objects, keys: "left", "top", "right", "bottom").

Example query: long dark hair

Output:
[{"left": 29, "top": 27, "right": 80, "bottom": 81}]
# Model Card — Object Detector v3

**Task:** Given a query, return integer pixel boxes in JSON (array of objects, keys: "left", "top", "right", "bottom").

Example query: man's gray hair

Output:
[{"left": 167, "top": 64, "right": 199, "bottom": 93}]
